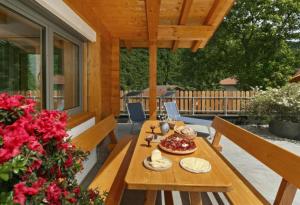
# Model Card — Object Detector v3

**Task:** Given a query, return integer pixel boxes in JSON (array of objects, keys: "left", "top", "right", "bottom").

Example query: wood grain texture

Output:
[
  {"left": 189, "top": 192, "right": 202, "bottom": 205},
  {"left": 164, "top": 191, "right": 174, "bottom": 205},
  {"left": 211, "top": 131, "right": 222, "bottom": 151},
  {"left": 87, "top": 35, "right": 102, "bottom": 122},
  {"left": 273, "top": 179, "right": 297, "bottom": 205},
  {"left": 67, "top": 112, "right": 95, "bottom": 129},
  {"left": 100, "top": 35, "right": 113, "bottom": 118},
  {"left": 65, "top": 0, "right": 234, "bottom": 49},
  {"left": 149, "top": 44, "right": 157, "bottom": 120},
  {"left": 111, "top": 38, "right": 120, "bottom": 116},
  {"left": 192, "top": 0, "right": 234, "bottom": 51},
  {"left": 145, "top": 0, "right": 161, "bottom": 42},
  {"left": 144, "top": 191, "right": 157, "bottom": 205},
  {"left": 71, "top": 115, "right": 116, "bottom": 152},
  {"left": 172, "top": 0, "right": 193, "bottom": 51},
  {"left": 212, "top": 116, "right": 300, "bottom": 189},
  {"left": 105, "top": 135, "right": 138, "bottom": 205},
  {"left": 158, "top": 25, "right": 214, "bottom": 40},
  {"left": 88, "top": 136, "right": 132, "bottom": 192},
  {"left": 125, "top": 120, "right": 233, "bottom": 192},
  {"left": 209, "top": 140, "right": 270, "bottom": 205}
]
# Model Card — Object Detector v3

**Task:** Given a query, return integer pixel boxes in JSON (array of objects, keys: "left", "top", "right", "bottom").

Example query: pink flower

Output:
[
  {"left": 0, "top": 93, "right": 35, "bottom": 113},
  {"left": 0, "top": 125, "right": 31, "bottom": 163},
  {"left": 46, "top": 182, "right": 62, "bottom": 204},
  {"left": 73, "top": 186, "right": 80, "bottom": 196},
  {"left": 27, "top": 137, "right": 44, "bottom": 154},
  {"left": 13, "top": 182, "right": 39, "bottom": 205},
  {"left": 64, "top": 154, "right": 73, "bottom": 168},
  {"left": 28, "top": 159, "right": 42, "bottom": 173},
  {"left": 33, "top": 110, "right": 68, "bottom": 143}
]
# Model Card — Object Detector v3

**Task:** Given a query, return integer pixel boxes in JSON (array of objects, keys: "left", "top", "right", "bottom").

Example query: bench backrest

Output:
[
  {"left": 71, "top": 115, "right": 117, "bottom": 152},
  {"left": 211, "top": 116, "right": 300, "bottom": 204}
]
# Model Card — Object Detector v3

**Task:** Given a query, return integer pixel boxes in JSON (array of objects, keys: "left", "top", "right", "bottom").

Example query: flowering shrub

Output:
[
  {"left": 245, "top": 83, "right": 300, "bottom": 123},
  {"left": 0, "top": 93, "right": 105, "bottom": 205}
]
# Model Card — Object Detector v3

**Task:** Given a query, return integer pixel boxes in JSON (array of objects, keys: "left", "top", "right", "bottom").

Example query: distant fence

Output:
[{"left": 120, "top": 90, "right": 257, "bottom": 116}]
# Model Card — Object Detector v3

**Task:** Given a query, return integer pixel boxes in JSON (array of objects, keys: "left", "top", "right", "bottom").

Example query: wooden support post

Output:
[
  {"left": 274, "top": 179, "right": 297, "bottom": 205},
  {"left": 149, "top": 42, "right": 157, "bottom": 120},
  {"left": 212, "top": 131, "right": 222, "bottom": 151},
  {"left": 189, "top": 192, "right": 202, "bottom": 205},
  {"left": 164, "top": 191, "right": 174, "bottom": 205},
  {"left": 144, "top": 190, "right": 157, "bottom": 205}
]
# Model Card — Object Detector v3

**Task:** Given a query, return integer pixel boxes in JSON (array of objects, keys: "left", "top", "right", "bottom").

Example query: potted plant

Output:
[
  {"left": 0, "top": 93, "right": 105, "bottom": 204},
  {"left": 245, "top": 83, "right": 300, "bottom": 140}
]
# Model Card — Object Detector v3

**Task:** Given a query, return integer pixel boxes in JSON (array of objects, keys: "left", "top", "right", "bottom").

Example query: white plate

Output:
[
  {"left": 143, "top": 157, "right": 172, "bottom": 171},
  {"left": 180, "top": 157, "right": 211, "bottom": 173}
]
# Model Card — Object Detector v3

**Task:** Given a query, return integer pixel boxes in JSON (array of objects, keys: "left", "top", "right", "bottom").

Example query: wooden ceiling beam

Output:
[
  {"left": 117, "top": 25, "right": 213, "bottom": 41},
  {"left": 158, "top": 25, "right": 214, "bottom": 40},
  {"left": 191, "top": 0, "right": 234, "bottom": 52},
  {"left": 172, "top": 0, "right": 193, "bottom": 52},
  {"left": 145, "top": 0, "right": 161, "bottom": 43}
]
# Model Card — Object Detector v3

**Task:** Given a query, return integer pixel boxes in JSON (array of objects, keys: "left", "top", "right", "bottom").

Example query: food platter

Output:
[
  {"left": 180, "top": 157, "right": 211, "bottom": 173},
  {"left": 159, "top": 133, "right": 197, "bottom": 155},
  {"left": 174, "top": 125, "right": 197, "bottom": 139},
  {"left": 143, "top": 156, "right": 172, "bottom": 171},
  {"left": 158, "top": 144, "right": 197, "bottom": 155}
]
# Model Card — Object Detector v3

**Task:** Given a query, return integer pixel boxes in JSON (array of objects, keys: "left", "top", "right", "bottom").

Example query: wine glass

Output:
[
  {"left": 145, "top": 135, "right": 153, "bottom": 147},
  {"left": 150, "top": 124, "right": 156, "bottom": 134}
]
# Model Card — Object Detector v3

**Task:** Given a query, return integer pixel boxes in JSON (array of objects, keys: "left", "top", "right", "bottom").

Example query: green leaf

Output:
[{"left": 0, "top": 173, "right": 9, "bottom": 181}]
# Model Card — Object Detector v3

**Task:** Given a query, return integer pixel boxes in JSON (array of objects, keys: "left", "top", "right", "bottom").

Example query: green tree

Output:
[{"left": 214, "top": 0, "right": 300, "bottom": 89}]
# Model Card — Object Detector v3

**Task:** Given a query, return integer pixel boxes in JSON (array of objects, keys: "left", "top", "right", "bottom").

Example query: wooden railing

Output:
[{"left": 120, "top": 90, "right": 257, "bottom": 116}]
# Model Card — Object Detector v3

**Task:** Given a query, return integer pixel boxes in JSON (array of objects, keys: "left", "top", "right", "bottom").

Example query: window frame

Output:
[{"left": 0, "top": 0, "right": 84, "bottom": 115}]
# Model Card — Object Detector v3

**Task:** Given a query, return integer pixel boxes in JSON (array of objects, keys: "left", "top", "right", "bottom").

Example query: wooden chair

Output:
[
  {"left": 210, "top": 116, "right": 300, "bottom": 205},
  {"left": 72, "top": 115, "right": 137, "bottom": 205}
]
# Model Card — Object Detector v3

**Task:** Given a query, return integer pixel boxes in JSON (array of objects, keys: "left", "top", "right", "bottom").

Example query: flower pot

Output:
[{"left": 269, "top": 120, "right": 300, "bottom": 140}]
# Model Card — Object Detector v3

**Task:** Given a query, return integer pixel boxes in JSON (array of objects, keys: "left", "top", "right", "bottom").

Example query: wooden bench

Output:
[
  {"left": 72, "top": 115, "right": 137, "bottom": 205},
  {"left": 210, "top": 116, "right": 300, "bottom": 205}
]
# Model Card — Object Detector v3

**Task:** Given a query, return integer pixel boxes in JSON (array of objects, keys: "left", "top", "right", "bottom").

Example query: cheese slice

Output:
[
  {"left": 151, "top": 149, "right": 162, "bottom": 162},
  {"left": 181, "top": 157, "right": 211, "bottom": 173}
]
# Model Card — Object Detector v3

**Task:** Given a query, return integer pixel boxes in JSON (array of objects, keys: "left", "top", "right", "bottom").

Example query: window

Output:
[
  {"left": 53, "top": 34, "right": 79, "bottom": 110},
  {"left": 0, "top": 5, "right": 43, "bottom": 108},
  {"left": 0, "top": 2, "right": 84, "bottom": 114}
]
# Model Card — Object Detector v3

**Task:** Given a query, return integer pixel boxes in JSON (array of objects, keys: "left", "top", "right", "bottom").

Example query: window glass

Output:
[
  {"left": 0, "top": 5, "right": 43, "bottom": 108},
  {"left": 53, "top": 34, "right": 79, "bottom": 110}
]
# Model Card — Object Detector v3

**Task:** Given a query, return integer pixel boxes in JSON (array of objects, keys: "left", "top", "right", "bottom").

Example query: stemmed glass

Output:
[
  {"left": 145, "top": 135, "right": 153, "bottom": 147},
  {"left": 150, "top": 124, "right": 156, "bottom": 134}
]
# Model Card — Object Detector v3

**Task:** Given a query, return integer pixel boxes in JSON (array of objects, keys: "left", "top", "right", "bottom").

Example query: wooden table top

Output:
[{"left": 125, "top": 120, "right": 234, "bottom": 192}]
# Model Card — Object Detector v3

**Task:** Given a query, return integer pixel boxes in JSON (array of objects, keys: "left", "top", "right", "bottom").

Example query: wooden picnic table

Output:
[{"left": 125, "top": 120, "right": 234, "bottom": 205}]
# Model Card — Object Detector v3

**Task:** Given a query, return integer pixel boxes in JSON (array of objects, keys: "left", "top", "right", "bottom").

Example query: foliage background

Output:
[{"left": 120, "top": 0, "right": 300, "bottom": 91}]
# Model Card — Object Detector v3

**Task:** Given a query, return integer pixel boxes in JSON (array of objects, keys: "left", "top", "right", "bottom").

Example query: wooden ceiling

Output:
[{"left": 65, "top": 0, "right": 234, "bottom": 51}]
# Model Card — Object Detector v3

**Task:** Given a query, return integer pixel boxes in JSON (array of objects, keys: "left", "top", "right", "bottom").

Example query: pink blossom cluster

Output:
[{"left": 0, "top": 94, "right": 101, "bottom": 205}]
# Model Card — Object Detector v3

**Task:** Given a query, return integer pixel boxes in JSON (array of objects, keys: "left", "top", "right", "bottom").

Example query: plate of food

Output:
[
  {"left": 159, "top": 133, "right": 197, "bottom": 155},
  {"left": 174, "top": 125, "right": 197, "bottom": 139},
  {"left": 143, "top": 149, "right": 172, "bottom": 171},
  {"left": 180, "top": 157, "right": 211, "bottom": 173}
]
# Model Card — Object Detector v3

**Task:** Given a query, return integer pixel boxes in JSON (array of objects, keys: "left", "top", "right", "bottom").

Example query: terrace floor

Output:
[{"left": 115, "top": 123, "right": 300, "bottom": 205}]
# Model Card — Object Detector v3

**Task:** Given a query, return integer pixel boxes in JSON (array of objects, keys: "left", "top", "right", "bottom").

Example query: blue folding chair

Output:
[
  {"left": 164, "top": 101, "right": 212, "bottom": 136},
  {"left": 126, "top": 102, "right": 146, "bottom": 133}
]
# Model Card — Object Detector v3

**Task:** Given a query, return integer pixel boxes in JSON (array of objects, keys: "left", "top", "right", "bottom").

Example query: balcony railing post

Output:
[
  {"left": 224, "top": 96, "right": 228, "bottom": 116},
  {"left": 192, "top": 97, "right": 195, "bottom": 115}
]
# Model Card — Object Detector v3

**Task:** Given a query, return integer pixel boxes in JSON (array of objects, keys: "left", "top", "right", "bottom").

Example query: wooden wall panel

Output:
[
  {"left": 63, "top": 0, "right": 122, "bottom": 120},
  {"left": 87, "top": 35, "right": 102, "bottom": 122},
  {"left": 111, "top": 38, "right": 120, "bottom": 116},
  {"left": 100, "top": 35, "right": 113, "bottom": 118}
]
